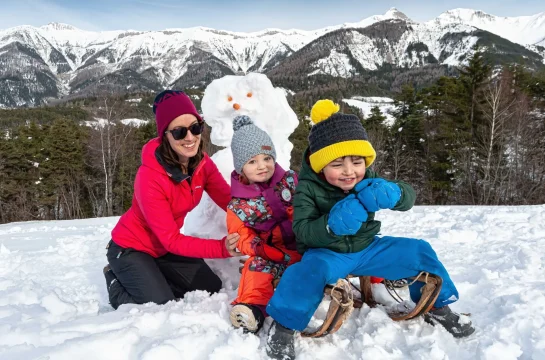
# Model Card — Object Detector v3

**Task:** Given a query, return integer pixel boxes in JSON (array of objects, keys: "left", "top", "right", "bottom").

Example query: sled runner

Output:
[
  {"left": 238, "top": 260, "right": 443, "bottom": 337},
  {"left": 300, "top": 272, "right": 443, "bottom": 337}
]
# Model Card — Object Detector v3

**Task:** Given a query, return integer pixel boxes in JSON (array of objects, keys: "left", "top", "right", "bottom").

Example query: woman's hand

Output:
[{"left": 224, "top": 233, "right": 242, "bottom": 257}]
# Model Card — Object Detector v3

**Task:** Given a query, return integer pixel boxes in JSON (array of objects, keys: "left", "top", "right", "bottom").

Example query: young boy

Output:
[
  {"left": 265, "top": 100, "right": 475, "bottom": 360},
  {"left": 227, "top": 115, "right": 301, "bottom": 333}
]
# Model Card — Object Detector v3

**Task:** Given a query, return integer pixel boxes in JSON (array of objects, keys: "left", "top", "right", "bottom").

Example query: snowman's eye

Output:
[
  {"left": 247, "top": 92, "right": 253, "bottom": 98},
  {"left": 228, "top": 96, "right": 233, "bottom": 102}
]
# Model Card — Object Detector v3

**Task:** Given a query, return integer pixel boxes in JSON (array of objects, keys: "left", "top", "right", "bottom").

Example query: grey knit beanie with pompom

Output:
[{"left": 230, "top": 115, "right": 276, "bottom": 174}]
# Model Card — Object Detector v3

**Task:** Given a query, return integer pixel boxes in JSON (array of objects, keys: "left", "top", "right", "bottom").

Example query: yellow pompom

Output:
[{"left": 310, "top": 99, "right": 340, "bottom": 124}]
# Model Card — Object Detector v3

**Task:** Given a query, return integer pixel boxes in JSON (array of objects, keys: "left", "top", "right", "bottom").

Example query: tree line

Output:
[
  {"left": 1, "top": 48, "right": 544, "bottom": 224},
  {"left": 290, "top": 47, "right": 545, "bottom": 205}
]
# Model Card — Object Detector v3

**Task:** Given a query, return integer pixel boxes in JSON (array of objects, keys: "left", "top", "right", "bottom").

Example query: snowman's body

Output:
[{"left": 183, "top": 73, "right": 298, "bottom": 241}]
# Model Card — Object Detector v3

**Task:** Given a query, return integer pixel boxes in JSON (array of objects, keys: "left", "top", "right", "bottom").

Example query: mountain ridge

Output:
[{"left": 1, "top": 8, "right": 544, "bottom": 108}]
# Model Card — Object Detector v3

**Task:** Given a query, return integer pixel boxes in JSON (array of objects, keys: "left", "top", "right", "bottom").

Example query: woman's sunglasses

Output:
[{"left": 165, "top": 122, "right": 204, "bottom": 140}]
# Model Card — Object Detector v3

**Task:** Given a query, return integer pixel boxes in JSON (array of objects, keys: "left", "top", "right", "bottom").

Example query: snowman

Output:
[{"left": 183, "top": 73, "right": 299, "bottom": 242}]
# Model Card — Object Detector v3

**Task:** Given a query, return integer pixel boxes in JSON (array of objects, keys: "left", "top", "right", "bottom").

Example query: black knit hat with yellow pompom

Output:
[{"left": 308, "top": 99, "right": 376, "bottom": 173}]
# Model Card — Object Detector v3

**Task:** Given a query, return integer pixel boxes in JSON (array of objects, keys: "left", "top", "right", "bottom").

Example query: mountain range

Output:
[{"left": 0, "top": 8, "right": 544, "bottom": 108}]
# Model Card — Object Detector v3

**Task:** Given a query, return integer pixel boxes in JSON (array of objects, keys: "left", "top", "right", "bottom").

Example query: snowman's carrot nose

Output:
[{"left": 233, "top": 103, "right": 241, "bottom": 110}]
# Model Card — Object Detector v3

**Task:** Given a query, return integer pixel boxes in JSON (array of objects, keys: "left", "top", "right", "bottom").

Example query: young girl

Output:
[{"left": 227, "top": 115, "right": 301, "bottom": 333}]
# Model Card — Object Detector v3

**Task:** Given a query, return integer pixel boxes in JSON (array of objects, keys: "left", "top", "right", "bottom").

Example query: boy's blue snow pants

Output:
[{"left": 266, "top": 236, "right": 459, "bottom": 331}]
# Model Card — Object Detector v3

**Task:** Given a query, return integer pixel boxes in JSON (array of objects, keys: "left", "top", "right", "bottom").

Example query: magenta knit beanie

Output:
[{"left": 152, "top": 90, "right": 203, "bottom": 137}]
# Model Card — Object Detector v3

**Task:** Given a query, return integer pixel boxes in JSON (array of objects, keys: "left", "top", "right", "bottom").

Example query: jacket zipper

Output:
[
  {"left": 345, "top": 236, "right": 352, "bottom": 252},
  {"left": 340, "top": 190, "right": 354, "bottom": 253},
  {"left": 188, "top": 160, "right": 206, "bottom": 207}
]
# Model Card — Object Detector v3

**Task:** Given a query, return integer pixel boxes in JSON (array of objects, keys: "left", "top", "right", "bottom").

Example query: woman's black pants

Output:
[{"left": 105, "top": 240, "right": 222, "bottom": 309}]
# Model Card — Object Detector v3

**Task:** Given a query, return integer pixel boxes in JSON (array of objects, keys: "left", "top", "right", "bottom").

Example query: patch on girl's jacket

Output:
[
  {"left": 275, "top": 171, "right": 297, "bottom": 205},
  {"left": 281, "top": 188, "right": 291, "bottom": 202},
  {"left": 228, "top": 197, "right": 273, "bottom": 225},
  {"left": 248, "top": 257, "right": 287, "bottom": 279}
]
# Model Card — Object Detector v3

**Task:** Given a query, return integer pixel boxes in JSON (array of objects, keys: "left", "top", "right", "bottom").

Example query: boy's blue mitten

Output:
[
  {"left": 355, "top": 178, "right": 401, "bottom": 212},
  {"left": 327, "top": 194, "right": 368, "bottom": 236}
]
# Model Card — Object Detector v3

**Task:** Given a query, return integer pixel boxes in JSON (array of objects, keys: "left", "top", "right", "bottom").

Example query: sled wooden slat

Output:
[{"left": 237, "top": 259, "right": 442, "bottom": 336}]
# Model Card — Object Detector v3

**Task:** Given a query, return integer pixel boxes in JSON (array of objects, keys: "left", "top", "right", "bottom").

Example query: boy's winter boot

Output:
[
  {"left": 266, "top": 320, "right": 295, "bottom": 360},
  {"left": 230, "top": 304, "right": 265, "bottom": 334},
  {"left": 424, "top": 305, "right": 475, "bottom": 338}
]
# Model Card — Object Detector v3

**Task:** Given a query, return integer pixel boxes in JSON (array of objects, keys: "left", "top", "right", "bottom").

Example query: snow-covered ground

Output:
[
  {"left": 1, "top": 205, "right": 544, "bottom": 359},
  {"left": 83, "top": 118, "right": 149, "bottom": 128},
  {"left": 343, "top": 97, "right": 396, "bottom": 126},
  {"left": 120, "top": 118, "right": 149, "bottom": 127}
]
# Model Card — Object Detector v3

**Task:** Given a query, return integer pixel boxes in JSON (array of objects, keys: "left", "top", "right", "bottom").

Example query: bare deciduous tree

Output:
[
  {"left": 86, "top": 90, "right": 133, "bottom": 216},
  {"left": 477, "top": 74, "right": 515, "bottom": 204}
]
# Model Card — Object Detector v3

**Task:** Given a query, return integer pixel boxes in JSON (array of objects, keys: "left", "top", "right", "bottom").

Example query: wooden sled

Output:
[{"left": 238, "top": 260, "right": 442, "bottom": 337}]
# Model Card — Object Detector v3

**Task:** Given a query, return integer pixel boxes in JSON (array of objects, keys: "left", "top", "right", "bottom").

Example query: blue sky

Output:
[{"left": 1, "top": 0, "right": 544, "bottom": 32}]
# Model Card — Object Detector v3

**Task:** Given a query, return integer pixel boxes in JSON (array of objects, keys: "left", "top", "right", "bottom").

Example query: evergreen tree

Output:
[
  {"left": 0, "top": 122, "right": 45, "bottom": 221},
  {"left": 363, "top": 106, "right": 389, "bottom": 175},
  {"left": 459, "top": 44, "right": 492, "bottom": 140},
  {"left": 41, "top": 118, "right": 87, "bottom": 219},
  {"left": 387, "top": 85, "right": 427, "bottom": 200},
  {"left": 0, "top": 134, "right": 14, "bottom": 223},
  {"left": 420, "top": 76, "right": 468, "bottom": 203},
  {"left": 288, "top": 99, "right": 311, "bottom": 173},
  {"left": 365, "top": 106, "right": 387, "bottom": 129}
]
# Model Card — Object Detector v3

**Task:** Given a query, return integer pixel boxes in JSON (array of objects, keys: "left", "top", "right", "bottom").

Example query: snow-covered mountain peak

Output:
[
  {"left": 384, "top": 7, "right": 410, "bottom": 21},
  {"left": 433, "top": 8, "right": 545, "bottom": 46},
  {"left": 341, "top": 7, "right": 413, "bottom": 30},
  {"left": 247, "top": 28, "right": 311, "bottom": 38},
  {"left": 157, "top": 25, "right": 309, "bottom": 41},
  {"left": 1, "top": 24, "right": 39, "bottom": 36},
  {"left": 40, "top": 22, "right": 80, "bottom": 31},
  {"left": 438, "top": 8, "right": 496, "bottom": 22}
]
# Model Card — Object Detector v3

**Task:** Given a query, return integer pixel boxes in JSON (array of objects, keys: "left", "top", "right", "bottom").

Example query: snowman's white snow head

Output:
[{"left": 201, "top": 73, "right": 298, "bottom": 148}]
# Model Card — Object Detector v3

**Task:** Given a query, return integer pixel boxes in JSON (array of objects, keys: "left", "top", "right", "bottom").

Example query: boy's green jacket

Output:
[{"left": 293, "top": 148, "right": 416, "bottom": 254}]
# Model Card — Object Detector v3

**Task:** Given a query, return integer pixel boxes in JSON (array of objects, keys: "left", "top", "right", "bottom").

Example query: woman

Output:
[{"left": 103, "top": 90, "right": 241, "bottom": 309}]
